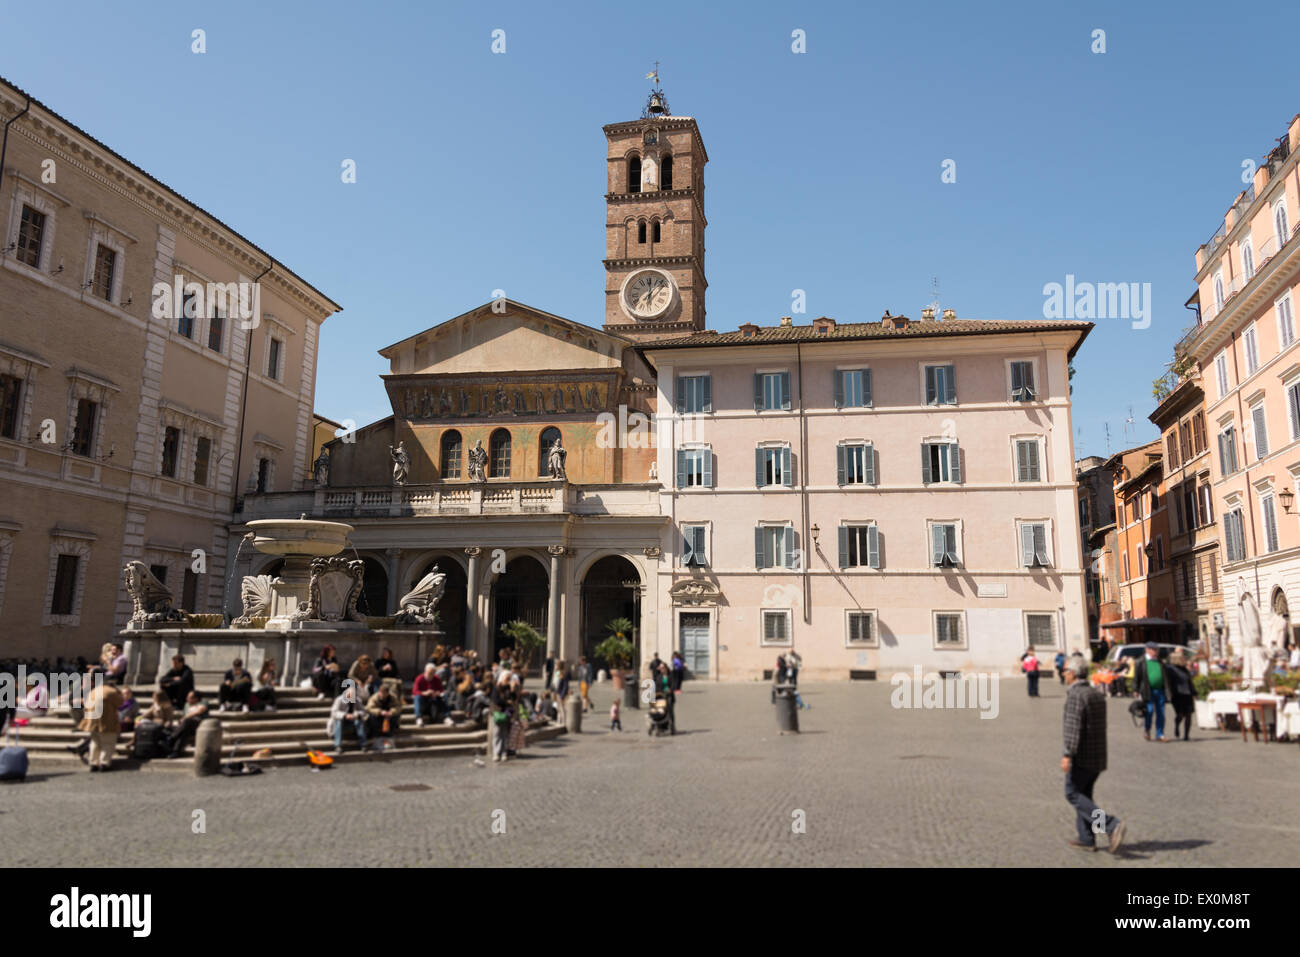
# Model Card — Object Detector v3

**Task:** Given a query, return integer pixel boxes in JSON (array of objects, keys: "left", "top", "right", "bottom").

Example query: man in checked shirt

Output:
[{"left": 1062, "top": 654, "right": 1127, "bottom": 853}]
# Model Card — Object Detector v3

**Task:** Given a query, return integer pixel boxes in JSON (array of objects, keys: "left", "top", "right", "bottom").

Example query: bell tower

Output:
[{"left": 603, "top": 84, "right": 707, "bottom": 342}]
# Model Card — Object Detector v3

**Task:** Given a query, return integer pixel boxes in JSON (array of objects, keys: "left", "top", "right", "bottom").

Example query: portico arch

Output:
[
  {"left": 405, "top": 553, "right": 468, "bottom": 646},
  {"left": 580, "top": 554, "right": 642, "bottom": 672},
  {"left": 489, "top": 555, "right": 549, "bottom": 661}
]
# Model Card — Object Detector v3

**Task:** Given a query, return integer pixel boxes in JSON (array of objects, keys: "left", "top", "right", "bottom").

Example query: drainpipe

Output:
[
  {"left": 0, "top": 94, "right": 32, "bottom": 218},
  {"left": 232, "top": 259, "right": 274, "bottom": 513},
  {"left": 1227, "top": 330, "right": 1263, "bottom": 605},
  {"left": 797, "top": 343, "right": 810, "bottom": 624}
]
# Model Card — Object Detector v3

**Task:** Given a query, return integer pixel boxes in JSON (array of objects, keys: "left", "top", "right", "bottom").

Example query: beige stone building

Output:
[{"left": 0, "top": 77, "right": 339, "bottom": 660}]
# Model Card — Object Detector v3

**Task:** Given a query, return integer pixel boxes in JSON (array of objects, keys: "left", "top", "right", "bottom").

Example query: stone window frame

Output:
[
  {"left": 927, "top": 518, "right": 963, "bottom": 568},
  {"left": 932, "top": 609, "right": 967, "bottom": 649},
  {"left": 0, "top": 521, "right": 19, "bottom": 619},
  {"left": 845, "top": 608, "right": 878, "bottom": 648},
  {"left": 81, "top": 213, "right": 135, "bottom": 306},
  {"left": 1016, "top": 517, "right": 1054, "bottom": 569},
  {"left": 251, "top": 433, "right": 284, "bottom": 493},
  {"left": 0, "top": 342, "right": 49, "bottom": 448},
  {"left": 679, "top": 521, "right": 710, "bottom": 568},
  {"left": 158, "top": 401, "right": 222, "bottom": 487},
  {"left": 4, "top": 173, "right": 67, "bottom": 274},
  {"left": 261, "top": 313, "right": 294, "bottom": 384},
  {"left": 43, "top": 528, "right": 95, "bottom": 626},
  {"left": 759, "top": 607, "right": 793, "bottom": 648},
  {"left": 1010, "top": 433, "right": 1046, "bottom": 484},
  {"left": 1024, "top": 610, "right": 1059, "bottom": 649},
  {"left": 64, "top": 367, "right": 119, "bottom": 461}
]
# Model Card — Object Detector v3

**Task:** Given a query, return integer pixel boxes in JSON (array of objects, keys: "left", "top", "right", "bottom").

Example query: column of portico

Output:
[
  {"left": 547, "top": 545, "right": 566, "bottom": 659},
  {"left": 465, "top": 547, "right": 482, "bottom": 657},
  {"left": 385, "top": 547, "right": 402, "bottom": 615}
]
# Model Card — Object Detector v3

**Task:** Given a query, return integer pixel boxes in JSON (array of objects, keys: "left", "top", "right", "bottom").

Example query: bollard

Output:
[
  {"left": 194, "top": 717, "right": 224, "bottom": 776},
  {"left": 774, "top": 684, "right": 799, "bottom": 734},
  {"left": 565, "top": 694, "right": 582, "bottom": 733}
]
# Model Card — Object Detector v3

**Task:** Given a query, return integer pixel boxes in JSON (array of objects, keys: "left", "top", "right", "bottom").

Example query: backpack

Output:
[
  {"left": 0, "top": 746, "right": 28, "bottom": 782},
  {"left": 131, "top": 720, "right": 168, "bottom": 760}
]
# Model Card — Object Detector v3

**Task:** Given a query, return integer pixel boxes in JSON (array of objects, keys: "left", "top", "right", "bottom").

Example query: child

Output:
[{"left": 609, "top": 699, "right": 621, "bottom": 731}]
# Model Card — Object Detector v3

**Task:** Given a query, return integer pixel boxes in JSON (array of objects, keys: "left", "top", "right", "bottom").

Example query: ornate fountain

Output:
[
  {"left": 117, "top": 515, "right": 447, "bottom": 686},
  {"left": 235, "top": 517, "right": 366, "bottom": 630}
]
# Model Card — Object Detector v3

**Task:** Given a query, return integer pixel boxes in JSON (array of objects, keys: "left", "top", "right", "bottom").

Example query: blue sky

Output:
[{"left": 5, "top": 0, "right": 1297, "bottom": 457}]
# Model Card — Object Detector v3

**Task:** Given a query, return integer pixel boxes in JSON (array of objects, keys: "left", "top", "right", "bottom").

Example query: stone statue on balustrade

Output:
[
  {"left": 547, "top": 436, "right": 567, "bottom": 480},
  {"left": 123, "top": 561, "right": 187, "bottom": 628},
  {"left": 467, "top": 440, "right": 488, "bottom": 482},
  {"left": 312, "top": 447, "right": 330, "bottom": 487},
  {"left": 394, "top": 566, "right": 446, "bottom": 626},
  {"left": 390, "top": 441, "right": 409, "bottom": 486}
]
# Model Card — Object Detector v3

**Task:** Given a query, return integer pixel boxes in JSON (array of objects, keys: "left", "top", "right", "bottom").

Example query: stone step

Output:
[{"left": 29, "top": 724, "right": 565, "bottom": 769}]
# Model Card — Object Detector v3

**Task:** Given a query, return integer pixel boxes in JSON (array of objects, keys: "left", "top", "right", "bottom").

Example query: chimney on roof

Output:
[
  {"left": 941, "top": 308, "right": 956, "bottom": 321},
  {"left": 921, "top": 307, "right": 936, "bottom": 321},
  {"left": 779, "top": 316, "right": 793, "bottom": 327}
]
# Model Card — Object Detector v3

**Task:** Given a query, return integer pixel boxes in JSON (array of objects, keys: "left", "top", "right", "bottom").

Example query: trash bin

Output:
[
  {"left": 194, "top": 717, "right": 223, "bottom": 776},
  {"left": 773, "top": 683, "right": 799, "bottom": 734},
  {"left": 565, "top": 694, "right": 582, "bottom": 733},
  {"left": 623, "top": 676, "right": 640, "bottom": 710}
]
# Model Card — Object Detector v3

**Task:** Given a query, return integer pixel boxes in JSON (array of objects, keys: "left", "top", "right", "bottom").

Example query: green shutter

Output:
[
  {"left": 833, "top": 371, "right": 844, "bottom": 409},
  {"left": 925, "top": 366, "right": 936, "bottom": 404},
  {"left": 702, "top": 375, "right": 712, "bottom": 413},
  {"left": 867, "top": 525, "right": 880, "bottom": 568},
  {"left": 1021, "top": 524, "right": 1035, "bottom": 566},
  {"left": 864, "top": 443, "right": 875, "bottom": 485},
  {"left": 694, "top": 525, "right": 708, "bottom": 565},
  {"left": 675, "top": 376, "right": 685, "bottom": 414},
  {"left": 931, "top": 524, "right": 944, "bottom": 566},
  {"left": 780, "top": 372, "right": 791, "bottom": 410},
  {"left": 755, "top": 527, "right": 765, "bottom": 569},
  {"left": 676, "top": 449, "right": 686, "bottom": 488},
  {"left": 949, "top": 444, "right": 962, "bottom": 483},
  {"left": 836, "top": 445, "right": 846, "bottom": 485},
  {"left": 755, "top": 447, "right": 765, "bottom": 487},
  {"left": 681, "top": 527, "right": 694, "bottom": 566},
  {"left": 921, "top": 444, "right": 932, "bottom": 484},
  {"left": 754, "top": 374, "right": 764, "bottom": 411},
  {"left": 1011, "top": 362, "right": 1024, "bottom": 398},
  {"left": 701, "top": 449, "right": 713, "bottom": 488},
  {"left": 943, "top": 366, "right": 957, "bottom": 404},
  {"left": 781, "top": 447, "right": 792, "bottom": 486},
  {"left": 838, "top": 526, "right": 849, "bottom": 568},
  {"left": 862, "top": 369, "right": 872, "bottom": 406}
]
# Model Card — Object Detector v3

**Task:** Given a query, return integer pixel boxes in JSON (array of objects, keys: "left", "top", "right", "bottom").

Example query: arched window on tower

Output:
[
  {"left": 539, "top": 426, "right": 562, "bottom": 476},
  {"left": 440, "top": 429, "right": 462, "bottom": 479},
  {"left": 490, "top": 428, "right": 512, "bottom": 478},
  {"left": 661, "top": 154, "right": 673, "bottom": 190},
  {"left": 653, "top": 219, "right": 661, "bottom": 243},
  {"left": 628, "top": 155, "right": 641, "bottom": 193},
  {"left": 638, "top": 221, "right": 647, "bottom": 244}
]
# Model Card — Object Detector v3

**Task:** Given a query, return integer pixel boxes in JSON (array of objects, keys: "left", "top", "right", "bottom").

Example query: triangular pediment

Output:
[{"left": 380, "top": 299, "right": 633, "bottom": 376}]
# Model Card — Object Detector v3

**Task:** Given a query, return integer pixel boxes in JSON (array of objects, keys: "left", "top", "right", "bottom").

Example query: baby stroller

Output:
[{"left": 646, "top": 693, "right": 674, "bottom": 736}]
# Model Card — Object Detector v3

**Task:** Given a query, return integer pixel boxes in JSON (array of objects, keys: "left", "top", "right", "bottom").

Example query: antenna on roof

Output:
[
  {"left": 1123, "top": 406, "right": 1136, "bottom": 444},
  {"left": 1104, "top": 422, "right": 1112, "bottom": 455}
]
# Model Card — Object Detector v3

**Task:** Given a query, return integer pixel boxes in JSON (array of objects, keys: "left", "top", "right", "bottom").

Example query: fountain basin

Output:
[{"left": 245, "top": 518, "right": 353, "bottom": 558}]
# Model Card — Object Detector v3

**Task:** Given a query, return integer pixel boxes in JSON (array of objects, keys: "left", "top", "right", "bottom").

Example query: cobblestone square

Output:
[{"left": 5, "top": 679, "right": 1295, "bottom": 867}]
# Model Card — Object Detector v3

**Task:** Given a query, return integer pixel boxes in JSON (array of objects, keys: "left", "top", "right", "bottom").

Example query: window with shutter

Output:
[
  {"left": 1251, "top": 404, "right": 1269, "bottom": 459},
  {"left": 922, "top": 442, "right": 959, "bottom": 483},
  {"left": 1289, "top": 381, "right": 1300, "bottom": 440},
  {"left": 1262, "top": 495, "right": 1279, "bottom": 553},
  {"left": 924, "top": 365, "right": 956, "bottom": 405},
  {"left": 1219, "top": 427, "right": 1238, "bottom": 474},
  {"left": 1016, "top": 439, "right": 1041, "bottom": 482},
  {"left": 1010, "top": 361, "right": 1035, "bottom": 401},
  {"left": 932, "top": 523, "right": 958, "bottom": 567},
  {"left": 934, "top": 613, "right": 963, "bottom": 646}
]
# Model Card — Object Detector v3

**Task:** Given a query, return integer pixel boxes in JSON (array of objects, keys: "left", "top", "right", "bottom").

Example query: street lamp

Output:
[
  {"left": 810, "top": 523, "right": 820, "bottom": 545},
  {"left": 1280, "top": 487, "right": 1295, "bottom": 514}
]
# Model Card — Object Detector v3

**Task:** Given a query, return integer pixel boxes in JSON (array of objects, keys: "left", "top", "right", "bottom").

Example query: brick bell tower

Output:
[{"left": 603, "top": 83, "right": 707, "bottom": 342}]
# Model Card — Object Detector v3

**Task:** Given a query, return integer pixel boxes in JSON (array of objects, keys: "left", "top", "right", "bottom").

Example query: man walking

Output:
[
  {"left": 1134, "top": 641, "right": 1169, "bottom": 742},
  {"left": 1061, "top": 654, "right": 1126, "bottom": 853}
]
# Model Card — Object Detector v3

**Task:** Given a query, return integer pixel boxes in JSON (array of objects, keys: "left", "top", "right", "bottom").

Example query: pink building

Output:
[
  {"left": 1179, "top": 111, "right": 1300, "bottom": 651},
  {"left": 644, "top": 311, "right": 1092, "bottom": 679}
]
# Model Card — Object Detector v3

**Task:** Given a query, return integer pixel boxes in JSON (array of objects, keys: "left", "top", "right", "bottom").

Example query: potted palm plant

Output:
[
  {"left": 499, "top": 620, "right": 545, "bottom": 673},
  {"left": 596, "top": 617, "right": 635, "bottom": 690}
]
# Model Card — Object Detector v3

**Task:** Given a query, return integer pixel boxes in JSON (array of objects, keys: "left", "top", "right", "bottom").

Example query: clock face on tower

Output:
[{"left": 621, "top": 269, "right": 677, "bottom": 320}]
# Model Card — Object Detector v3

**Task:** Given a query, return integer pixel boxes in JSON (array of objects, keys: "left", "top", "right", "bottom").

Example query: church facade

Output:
[{"left": 234, "top": 93, "right": 1093, "bottom": 679}]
